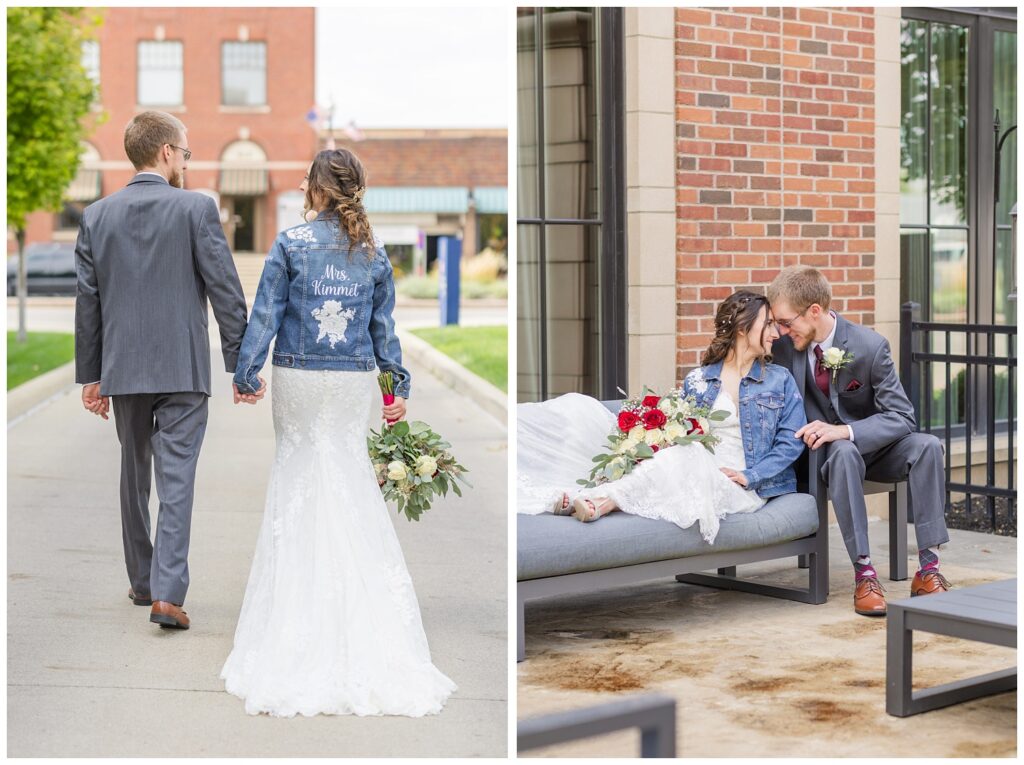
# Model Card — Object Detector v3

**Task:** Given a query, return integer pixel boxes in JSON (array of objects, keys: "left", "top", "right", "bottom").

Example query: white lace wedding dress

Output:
[
  {"left": 517, "top": 391, "right": 765, "bottom": 543},
  {"left": 221, "top": 366, "right": 456, "bottom": 717}
]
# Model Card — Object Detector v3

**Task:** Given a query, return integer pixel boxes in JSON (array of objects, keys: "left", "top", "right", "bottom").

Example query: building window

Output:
[
  {"left": 137, "top": 40, "right": 183, "bottom": 106},
  {"left": 222, "top": 41, "right": 266, "bottom": 106},
  {"left": 81, "top": 40, "right": 100, "bottom": 88},
  {"left": 516, "top": 7, "right": 626, "bottom": 402},
  {"left": 900, "top": 8, "right": 1017, "bottom": 430}
]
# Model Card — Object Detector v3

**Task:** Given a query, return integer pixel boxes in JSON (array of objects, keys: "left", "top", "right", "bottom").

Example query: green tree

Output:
[{"left": 7, "top": 7, "right": 102, "bottom": 341}]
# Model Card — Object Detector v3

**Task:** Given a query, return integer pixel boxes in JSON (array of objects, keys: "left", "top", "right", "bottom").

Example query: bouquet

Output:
[
  {"left": 578, "top": 387, "right": 729, "bottom": 488},
  {"left": 368, "top": 372, "right": 470, "bottom": 521}
]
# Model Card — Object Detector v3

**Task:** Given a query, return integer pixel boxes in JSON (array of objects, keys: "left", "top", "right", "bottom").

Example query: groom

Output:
[
  {"left": 75, "top": 110, "right": 262, "bottom": 630},
  {"left": 767, "top": 266, "right": 951, "bottom": 616}
]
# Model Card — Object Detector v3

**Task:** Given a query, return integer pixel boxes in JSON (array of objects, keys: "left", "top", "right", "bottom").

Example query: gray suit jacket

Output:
[
  {"left": 771, "top": 313, "right": 916, "bottom": 454},
  {"left": 74, "top": 174, "right": 248, "bottom": 396}
]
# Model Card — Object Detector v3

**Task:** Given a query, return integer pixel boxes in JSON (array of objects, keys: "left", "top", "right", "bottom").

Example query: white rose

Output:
[
  {"left": 617, "top": 437, "right": 640, "bottom": 454},
  {"left": 824, "top": 347, "right": 846, "bottom": 366},
  {"left": 643, "top": 428, "right": 663, "bottom": 445},
  {"left": 698, "top": 417, "right": 711, "bottom": 435},
  {"left": 415, "top": 455, "right": 438, "bottom": 479},
  {"left": 386, "top": 461, "right": 408, "bottom": 481},
  {"left": 658, "top": 398, "right": 675, "bottom": 415},
  {"left": 676, "top": 400, "right": 693, "bottom": 418},
  {"left": 664, "top": 421, "right": 686, "bottom": 441},
  {"left": 628, "top": 424, "right": 646, "bottom": 441}
]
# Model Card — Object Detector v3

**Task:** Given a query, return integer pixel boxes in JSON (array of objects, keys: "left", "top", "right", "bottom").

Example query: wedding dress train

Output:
[{"left": 221, "top": 366, "right": 456, "bottom": 717}]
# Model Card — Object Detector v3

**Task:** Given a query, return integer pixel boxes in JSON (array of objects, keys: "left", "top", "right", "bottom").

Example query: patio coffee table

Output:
[{"left": 886, "top": 578, "right": 1017, "bottom": 717}]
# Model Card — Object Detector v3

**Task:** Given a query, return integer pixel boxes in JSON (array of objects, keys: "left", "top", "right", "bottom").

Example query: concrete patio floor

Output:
[{"left": 518, "top": 519, "right": 1017, "bottom": 758}]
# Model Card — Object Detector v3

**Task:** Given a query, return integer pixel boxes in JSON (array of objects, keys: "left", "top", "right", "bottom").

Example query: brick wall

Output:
[{"left": 674, "top": 6, "right": 876, "bottom": 378}]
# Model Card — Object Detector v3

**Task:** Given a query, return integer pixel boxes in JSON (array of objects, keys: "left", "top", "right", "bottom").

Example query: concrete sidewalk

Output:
[
  {"left": 7, "top": 331, "right": 508, "bottom": 757},
  {"left": 518, "top": 521, "right": 1016, "bottom": 758}
]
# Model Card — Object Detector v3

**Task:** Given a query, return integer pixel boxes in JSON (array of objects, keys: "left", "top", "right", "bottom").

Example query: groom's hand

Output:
[
  {"left": 82, "top": 383, "right": 109, "bottom": 420},
  {"left": 720, "top": 467, "right": 748, "bottom": 487},
  {"left": 795, "top": 420, "right": 848, "bottom": 450},
  {"left": 233, "top": 376, "right": 267, "bottom": 405}
]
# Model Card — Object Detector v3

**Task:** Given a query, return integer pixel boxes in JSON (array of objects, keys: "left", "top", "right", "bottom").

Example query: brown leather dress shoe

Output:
[
  {"left": 128, "top": 589, "right": 152, "bottom": 607},
  {"left": 911, "top": 569, "right": 952, "bottom": 596},
  {"left": 854, "top": 576, "right": 887, "bottom": 616},
  {"left": 150, "top": 601, "right": 190, "bottom": 630}
]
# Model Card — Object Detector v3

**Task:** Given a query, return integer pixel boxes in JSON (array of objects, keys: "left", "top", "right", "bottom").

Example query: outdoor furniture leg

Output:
[
  {"left": 517, "top": 590, "right": 526, "bottom": 663},
  {"left": 886, "top": 604, "right": 914, "bottom": 716},
  {"left": 798, "top": 554, "right": 809, "bottom": 569},
  {"left": 717, "top": 566, "right": 736, "bottom": 576},
  {"left": 889, "top": 483, "right": 908, "bottom": 582}
]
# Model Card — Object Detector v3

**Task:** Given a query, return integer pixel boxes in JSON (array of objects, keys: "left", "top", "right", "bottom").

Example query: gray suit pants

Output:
[
  {"left": 113, "top": 392, "right": 208, "bottom": 605},
  {"left": 821, "top": 433, "right": 950, "bottom": 565}
]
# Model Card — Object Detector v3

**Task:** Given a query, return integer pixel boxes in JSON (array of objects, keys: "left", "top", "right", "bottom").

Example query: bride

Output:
[
  {"left": 518, "top": 291, "right": 807, "bottom": 544},
  {"left": 221, "top": 148, "right": 456, "bottom": 717}
]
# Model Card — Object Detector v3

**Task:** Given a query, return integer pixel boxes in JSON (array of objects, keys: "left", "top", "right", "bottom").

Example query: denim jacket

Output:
[
  {"left": 683, "top": 359, "right": 807, "bottom": 498},
  {"left": 233, "top": 212, "right": 410, "bottom": 397}
]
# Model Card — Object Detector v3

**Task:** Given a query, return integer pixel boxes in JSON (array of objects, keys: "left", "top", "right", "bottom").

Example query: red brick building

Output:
[
  {"left": 14, "top": 7, "right": 317, "bottom": 255},
  {"left": 673, "top": 6, "right": 878, "bottom": 372}
]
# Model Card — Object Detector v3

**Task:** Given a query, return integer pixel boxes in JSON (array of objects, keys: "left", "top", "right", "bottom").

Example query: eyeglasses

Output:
[
  {"left": 773, "top": 306, "right": 811, "bottom": 329},
  {"left": 168, "top": 144, "right": 191, "bottom": 162}
]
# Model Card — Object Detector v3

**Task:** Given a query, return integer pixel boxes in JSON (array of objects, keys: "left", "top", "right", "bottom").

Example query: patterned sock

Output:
[
  {"left": 918, "top": 546, "right": 940, "bottom": 573},
  {"left": 854, "top": 556, "right": 876, "bottom": 581}
]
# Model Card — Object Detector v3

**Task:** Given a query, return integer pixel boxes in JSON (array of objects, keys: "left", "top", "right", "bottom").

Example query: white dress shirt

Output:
[{"left": 806, "top": 312, "right": 855, "bottom": 442}]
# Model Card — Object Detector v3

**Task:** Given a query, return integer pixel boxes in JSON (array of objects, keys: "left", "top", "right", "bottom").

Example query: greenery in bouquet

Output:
[
  {"left": 578, "top": 387, "right": 729, "bottom": 488},
  {"left": 368, "top": 419, "right": 470, "bottom": 522}
]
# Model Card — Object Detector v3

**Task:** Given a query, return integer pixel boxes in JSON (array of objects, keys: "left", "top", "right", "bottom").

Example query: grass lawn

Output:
[
  {"left": 410, "top": 325, "right": 507, "bottom": 392},
  {"left": 7, "top": 331, "right": 75, "bottom": 390}
]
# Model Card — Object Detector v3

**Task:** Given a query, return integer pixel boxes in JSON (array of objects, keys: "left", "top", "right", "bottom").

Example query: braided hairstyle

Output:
[
  {"left": 701, "top": 290, "right": 772, "bottom": 366},
  {"left": 306, "top": 148, "right": 375, "bottom": 256}
]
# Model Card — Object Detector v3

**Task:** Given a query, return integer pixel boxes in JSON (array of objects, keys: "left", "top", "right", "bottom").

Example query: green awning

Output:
[
  {"left": 66, "top": 168, "right": 101, "bottom": 201},
  {"left": 219, "top": 168, "right": 268, "bottom": 196},
  {"left": 364, "top": 186, "right": 469, "bottom": 214},
  {"left": 473, "top": 187, "right": 507, "bottom": 214}
]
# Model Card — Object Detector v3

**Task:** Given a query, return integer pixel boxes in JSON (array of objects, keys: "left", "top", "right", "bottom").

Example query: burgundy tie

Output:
[{"left": 813, "top": 345, "right": 830, "bottom": 397}]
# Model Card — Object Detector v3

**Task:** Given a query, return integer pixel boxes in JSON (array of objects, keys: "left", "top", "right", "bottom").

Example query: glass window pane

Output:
[
  {"left": 517, "top": 9, "right": 538, "bottom": 219},
  {"left": 929, "top": 23, "right": 968, "bottom": 226},
  {"left": 932, "top": 228, "right": 968, "bottom": 322},
  {"left": 994, "top": 31, "right": 1017, "bottom": 228},
  {"left": 900, "top": 19, "right": 928, "bottom": 225},
  {"left": 222, "top": 42, "right": 267, "bottom": 106},
  {"left": 138, "top": 41, "right": 183, "bottom": 106},
  {"left": 542, "top": 8, "right": 599, "bottom": 220},
  {"left": 995, "top": 228, "right": 1015, "bottom": 326},
  {"left": 900, "top": 229, "right": 930, "bottom": 312},
  {"left": 81, "top": 40, "right": 100, "bottom": 88},
  {"left": 545, "top": 224, "right": 600, "bottom": 396},
  {"left": 517, "top": 224, "right": 542, "bottom": 402}
]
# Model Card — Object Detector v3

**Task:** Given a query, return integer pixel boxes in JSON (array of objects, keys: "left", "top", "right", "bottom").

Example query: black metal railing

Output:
[{"left": 900, "top": 302, "right": 1017, "bottom": 532}]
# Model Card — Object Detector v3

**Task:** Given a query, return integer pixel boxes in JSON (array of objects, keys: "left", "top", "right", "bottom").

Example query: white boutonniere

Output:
[{"left": 821, "top": 347, "right": 854, "bottom": 383}]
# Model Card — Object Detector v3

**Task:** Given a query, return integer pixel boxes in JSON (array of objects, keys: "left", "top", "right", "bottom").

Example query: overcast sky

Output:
[{"left": 315, "top": 7, "right": 508, "bottom": 129}]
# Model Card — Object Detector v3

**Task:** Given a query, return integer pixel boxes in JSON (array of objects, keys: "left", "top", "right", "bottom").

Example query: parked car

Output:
[{"left": 7, "top": 242, "right": 77, "bottom": 296}]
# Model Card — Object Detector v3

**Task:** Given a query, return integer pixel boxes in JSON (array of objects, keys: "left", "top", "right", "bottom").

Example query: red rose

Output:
[
  {"left": 642, "top": 409, "right": 667, "bottom": 430},
  {"left": 651, "top": 444, "right": 660, "bottom": 453},
  {"left": 642, "top": 395, "right": 661, "bottom": 409},
  {"left": 687, "top": 417, "right": 704, "bottom": 435},
  {"left": 618, "top": 410, "right": 641, "bottom": 432}
]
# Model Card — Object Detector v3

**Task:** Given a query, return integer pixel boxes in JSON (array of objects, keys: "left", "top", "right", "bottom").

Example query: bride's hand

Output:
[
  {"left": 382, "top": 396, "right": 407, "bottom": 422},
  {"left": 720, "top": 467, "right": 748, "bottom": 487}
]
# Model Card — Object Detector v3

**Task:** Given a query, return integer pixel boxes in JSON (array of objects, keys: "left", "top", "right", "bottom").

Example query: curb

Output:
[
  {"left": 398, "top": 329, "right": 508, "bottom": 428},
  {"left": 7, "top": 360, "right": 76, "bottom": 424}
]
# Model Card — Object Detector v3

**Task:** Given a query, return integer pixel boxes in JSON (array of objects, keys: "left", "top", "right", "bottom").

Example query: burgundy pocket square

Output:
[{"left": 845, "top": 380, "right": 863, "bottom": 392}]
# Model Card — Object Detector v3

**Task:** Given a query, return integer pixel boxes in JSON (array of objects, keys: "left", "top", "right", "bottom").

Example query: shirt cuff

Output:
[
  {"left": 82, "top": 381, "right": 100, "bottom": 386},
  {"left": 848, "top": 425, "right": 855, "bottom": 442}
]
